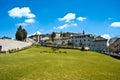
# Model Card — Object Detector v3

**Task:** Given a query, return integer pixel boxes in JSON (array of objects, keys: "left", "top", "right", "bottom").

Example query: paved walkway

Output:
[{"left": 0, "top": 39, "right": 32, "bottom": 51}]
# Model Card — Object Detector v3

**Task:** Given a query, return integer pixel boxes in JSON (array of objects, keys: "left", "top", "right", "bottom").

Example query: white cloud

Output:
[
  {"left": 77, "top": 16, "right": 86, "bottom": 21},
  {"left": 101, "top": 34, "right": 111, "bottom": 46},
  {"left": 28, "top": 31, "right": 42, "bottom": 37},
  {"left": 110, "top": 22, "right": 120, "bottom": 27},
  {"left": 8, "top": 7, "right": 36, "bottom": 18},
  {"left": 101, "top": 34, "right": 111, "bottom": 39},
  {"left": 58, "top": 13, "right": 76, "bottom": 22},
  {"left": 54, "top": 24, "right": 69, "bottom": 29},
  {"left": 54, "top": 23, "right": 77, "bottom": 30},
  {"left": 17, "top": 19, "right": 35, "bottom": 26},
  {"left": 71, "top": 23, "right": 77, "bottom": 27},
  {"left": 25, "top": 19, "right": 35, "bottom": 23},
  {"left": 33, "top": 31, "right": 42, "bottom": 35}
]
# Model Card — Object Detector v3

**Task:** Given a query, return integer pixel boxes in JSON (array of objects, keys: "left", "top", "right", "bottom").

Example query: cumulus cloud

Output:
[
  {"left": 71, "top": 23, "right": 77, "bottom": 27},
  {"left": 101, "top": 34, "right": 111, "bottom": 39},
  {"left": 16, "top": 19, "right": 35, "bottom": 26},
  {"left": 8, "top": 7, "right": 37, "bottom": 26},
  {"left": 8, "top": 7, "right": 36, "bottom": 18},
  {"left": 55, "top": 13, "right": 86, "bottom": 30},
  {"left": 110, "top": 22, "right": 120, "bottom": 27},
  {"left": 33, "top": 31, "right": 42, "bottom": 35},
  {"left": 25, "top": 19, "right": 35, "bottom": 23},
  {"left": 27, "top": 31, "right": 42, "bottom": 37},
  {"left": 54, "top": 24, "right": 69, "bottom": 29},
  {"left": 58, "top": 13, "right": 76, "bottom": 22},
  {"left": 77, "top": 16, "right": 86, "bottom": 21},
  {"left": 101, "top": 34, "right": 111, "bottom": 46},
  {"left": 54, "top": 23, "right": 77, "bottom": 30}
]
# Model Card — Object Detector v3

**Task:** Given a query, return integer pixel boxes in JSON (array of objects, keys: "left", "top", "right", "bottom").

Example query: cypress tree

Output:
[{"left": 15, "top": 25, "right": 27, "bottom": 41}]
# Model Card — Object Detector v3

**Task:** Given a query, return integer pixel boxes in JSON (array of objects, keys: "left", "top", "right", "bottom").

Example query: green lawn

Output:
[{"left": 0, "top": 46, "right": 120, "bottom": 80}]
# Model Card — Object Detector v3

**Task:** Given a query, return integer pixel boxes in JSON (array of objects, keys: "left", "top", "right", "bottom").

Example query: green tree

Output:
[
  {"left": 15, "top": 25, "right": 27, "bottom": 41},
  {"left": 60, "top": 31, "right": 63, "bottom": 37},
  {"left": 51, "top": 32, "right": 56, "bottom": 42},
  {"left": 63, "top": 33, "right": 66, "bottom": 37},
  {"left": 79, "top": 42, "right": 82, "bottom": 47},
  {"left": 83, "top": 30, "right": 85, "bottom": 34},
  {"left": 23, "top": 29, "right": 27, "bottom": 40},
  {"left": 68, "top": 41, "right": 74, "bottom": 48},
  {"left": 1, "top": 36, "right": 11, "bottom": 39}
]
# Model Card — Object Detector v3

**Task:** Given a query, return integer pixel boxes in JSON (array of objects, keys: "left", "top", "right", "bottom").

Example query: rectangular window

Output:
[{"left": 76, "top": 40, "right": 77, "bottom": 42}]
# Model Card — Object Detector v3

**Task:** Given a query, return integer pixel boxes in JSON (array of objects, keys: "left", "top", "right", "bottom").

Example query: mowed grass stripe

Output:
[{"left": 0, "top": 46, "right": 120, "bottom": 80}]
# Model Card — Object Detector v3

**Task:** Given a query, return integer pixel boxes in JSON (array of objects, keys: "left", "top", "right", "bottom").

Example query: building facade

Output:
[
  {"left": 40, "top": 34, "right": 51, "bottom": 41},
  {"left": 69, "top": 34, "right": 95, "bottom": 48},
  {"left": 91, "top": 36, "right": 108, "bottom": 52},
  {"left": 69, "top": 34, "right": 108, "bottom": 52},
  {"left": 55, "top": 32, "right": 61, "bottom": 39}
]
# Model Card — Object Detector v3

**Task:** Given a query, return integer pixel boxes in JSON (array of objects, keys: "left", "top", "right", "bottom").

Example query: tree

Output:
[
  {"left": 60, "top": 31, "right": 63, "bottom": 37},
  {"left": 83, "top": 30, "right": 85, "bottom": 34},
  {"left": 79, "top": 42, "right": 83, "bottom": 47},
  {"left": 22, "top": 29, "right": 27, "bottom": 40},
  {"left": 51, "top": 32, "right": 56, "bottom": 42},
  {"left": 68, "top": 41, "right": 74, "bottom": 48},
  {"left": 15, "top": 25, "right": 27, "bottom": 41},
  {"left": 1, "top": 36, "right": 11, "bottom": 39},
  {"left": 63, "top": 33, "right": 66, "bottom": 37}
]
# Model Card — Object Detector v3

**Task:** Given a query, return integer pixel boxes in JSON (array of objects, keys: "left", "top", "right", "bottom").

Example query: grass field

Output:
[{"left": 0, "top": 46, "right": 120, "bottom": 80}]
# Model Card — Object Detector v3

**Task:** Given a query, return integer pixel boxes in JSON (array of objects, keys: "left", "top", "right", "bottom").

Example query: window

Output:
[
  {"left": 76, "top": 40, "right": 77, "bottom": 42},
  {"left": 88, "top": 44, "right": 90, "bottom": 46},
  {"left": 88, "top": 35, "right": 90, "bottom": 37},
  {"left": 84, "top": 39, "right": 86, "bottom": 42}
]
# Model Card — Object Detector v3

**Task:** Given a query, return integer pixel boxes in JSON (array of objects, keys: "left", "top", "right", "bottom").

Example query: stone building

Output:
[
  {"left": 69, "top": 34, "right": 108, "bottom": 52},
  {"left": 69, "top": 34, "right": 95, "bottom": 48},
  {"left": 109, "top": 37, "right": 120, "bottom": 53},
  {"left": 91, "top": 36, "right": 108, "bottom": 52}
]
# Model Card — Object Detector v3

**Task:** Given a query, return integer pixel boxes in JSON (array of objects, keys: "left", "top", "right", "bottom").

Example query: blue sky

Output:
[{"left": 0, "top": 0, "right": 120, "bottom": 39}]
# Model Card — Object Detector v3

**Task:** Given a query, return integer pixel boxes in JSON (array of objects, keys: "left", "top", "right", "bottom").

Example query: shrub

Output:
[
  {"left": 59, "top": 51, "right": 62, "bottom": 54},
  {"left": 62, "top": 51, "right": 67, "bottom": 54}
]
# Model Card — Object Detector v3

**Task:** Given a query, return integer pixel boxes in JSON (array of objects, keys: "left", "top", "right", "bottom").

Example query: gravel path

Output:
[{"left": 0, "top": 39, "right": 32, "bottom": 51}]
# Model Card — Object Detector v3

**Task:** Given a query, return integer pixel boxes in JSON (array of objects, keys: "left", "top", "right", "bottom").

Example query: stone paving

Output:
[{"left": 0, "top": 39, "right": 32, "bottom": 51}]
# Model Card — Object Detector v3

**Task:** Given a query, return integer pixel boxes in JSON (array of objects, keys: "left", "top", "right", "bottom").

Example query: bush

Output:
[
  {"left": 59, "top": 51, "right": 62, "bottom": 54},
  {"left": 62, "top": 51, "right": 67, "bottom": 54},
  {"left": 0, "top": 51, "right": 6, "bottom": 53}
]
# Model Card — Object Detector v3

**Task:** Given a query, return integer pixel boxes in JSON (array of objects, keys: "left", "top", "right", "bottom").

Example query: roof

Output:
[
  {"left": 94, "top": 36, "right": 107, "bottom": 41},
  {"left": 109, "top": 37, "right": 120, "bottom": 44},
  {"left": 70, "top": 34, "right": 95, "bottom": 38}
]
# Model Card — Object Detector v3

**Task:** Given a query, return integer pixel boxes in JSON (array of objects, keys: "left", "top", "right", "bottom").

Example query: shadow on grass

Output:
[{"left": 110, "top": 54, "right": 120, "bottom": 60}]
